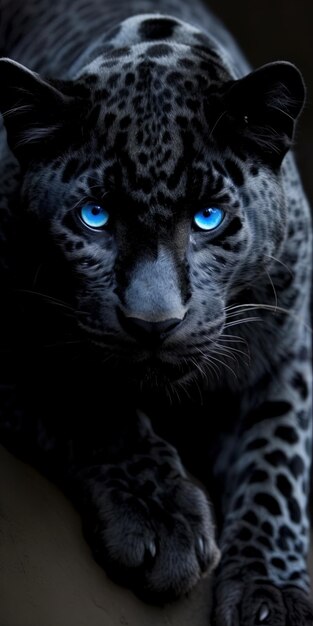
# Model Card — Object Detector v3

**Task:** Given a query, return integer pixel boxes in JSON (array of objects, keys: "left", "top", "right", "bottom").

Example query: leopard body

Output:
[{"left": 0, "top": 0, "right": 312, "bottom": 623}]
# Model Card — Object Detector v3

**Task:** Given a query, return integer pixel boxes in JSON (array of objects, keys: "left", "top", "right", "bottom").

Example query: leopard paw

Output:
[
  {"left": 81, "top": 472, "right": 220, "bottom": 601},
  {"left": 212, "top": 577, "right": 313, "bottom": 626}
]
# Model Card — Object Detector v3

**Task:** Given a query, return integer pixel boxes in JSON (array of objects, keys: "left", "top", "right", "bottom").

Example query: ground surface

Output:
[
  {"left": 0, "top": 445, "right": 312, "bottom": 626},
  {"left": 0, "top": 445, "right": 212, "bottom": 626}
]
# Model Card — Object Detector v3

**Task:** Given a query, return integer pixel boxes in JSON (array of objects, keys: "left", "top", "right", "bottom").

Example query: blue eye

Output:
[
  {"left": 193, "top": 207, "right": 225, "bottom": 231},
  {"left": 80, "top": 203, "right": 109, "bottom": 230}
]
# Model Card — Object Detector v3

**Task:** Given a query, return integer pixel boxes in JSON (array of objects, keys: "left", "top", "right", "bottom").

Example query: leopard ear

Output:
[
  {"left": 0, "top": 58, "right": 74, "bottom": 159},
  {"left": 222, "top": 61, "right": 306, "bottom": 165}
]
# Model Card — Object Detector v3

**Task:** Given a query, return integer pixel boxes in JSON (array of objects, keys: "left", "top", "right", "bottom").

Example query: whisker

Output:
[
  {"left": 219, "top": 332, "right": 249, "bottom": 348},
  {"left": 168, "top": 378, "right": 183, "bottom": 404},
  {"left": 218, "top": 336, "right": 246, "bottom": 344},
  {"left": 173, "top": 372, "right": 194, "bottom": 403},
  {"left": 264, "top": 254, "right": 294, "bottom": 277},
  {"left": 225, "top": 303, "right": 311, "bottom": 331},
  {"left": 264, "top": 267, "right": 278, "bottom": 310},
  {"left": 188, "top": 357, "right": 206, "bottom": 400},
  {"left": 212, "top": 344, "right": 239, "bottom": 365},
  {"left": 205, "top": 352, "right": 238, "bottom": 381},
  {"left": 190, "top": 355, "right": 207, "bottom": 379},
  {"left": 209, "top": 110, "right": 227, "bottom": 137},
  {"left": 43, "top": 339, "right": 84, "bottom": 349},
  {"left": 32, "top": 264, "right": 43, "bottom": 288},
  {"left": 218, "top": 335, "right": 249, "bottom": 349},
  {"left": 224, "top": 316, "right": 262, "bottom": 329},
  {"left": 226, "top": 303, "right": 288, "bottom": 315},
  {"left": 215, "top": 342, "right": 250, "bottom": 364},
  {"left": 15, "top": 288, "right": 76, "bottom": 312},
  {"left": 192, "top": 346, "right": 221, "bottom": 380}
]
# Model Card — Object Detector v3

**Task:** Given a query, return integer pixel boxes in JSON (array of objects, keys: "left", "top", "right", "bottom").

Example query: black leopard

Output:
[{"left": 0, "top": 0, "right": 312, "bottom": 623}]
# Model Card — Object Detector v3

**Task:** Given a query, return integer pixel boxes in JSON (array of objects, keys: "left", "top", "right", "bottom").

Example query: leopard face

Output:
[{"left": 0, "top": 19, "right": 305, "bottom": 390}]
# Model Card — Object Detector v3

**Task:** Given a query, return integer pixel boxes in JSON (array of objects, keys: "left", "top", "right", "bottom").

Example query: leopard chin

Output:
[{"left": 124, "top": 354, "right": 200, "bottom": 391}]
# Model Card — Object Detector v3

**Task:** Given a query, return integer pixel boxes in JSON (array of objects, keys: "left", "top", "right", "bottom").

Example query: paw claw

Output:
[
  {"left": 195, "top": 535, "right": 209, "bottom": 572},
  {"left": 195, "top": 534, "right": 220, "bottom": 574},
  {"left": 146, "top": 540, "right": 157, "bottom": 559},
  {"left": 256, "top": 603, "right": 270, "bottom": 623},
  {"left": 197, "top": 535, "right": 205, "bottom": 556},
  {"left": 213, "top": 576, "right": 313, "bottom": 626},
  {"left": 83, "top": 470, "right": 216, "bottom": 599}
]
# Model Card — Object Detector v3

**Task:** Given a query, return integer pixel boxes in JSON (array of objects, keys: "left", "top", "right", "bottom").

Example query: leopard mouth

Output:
[
  {"left": 81, "top": 327, "right": 204, "bottom": 385},
  {"left": 131, "top": 354, "right": 197, "bottom": 386}
]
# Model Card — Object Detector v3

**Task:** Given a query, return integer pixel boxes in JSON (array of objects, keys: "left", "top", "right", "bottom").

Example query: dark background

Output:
[{"left": 207, "top": 0, "right": 313, "bottom": 209}]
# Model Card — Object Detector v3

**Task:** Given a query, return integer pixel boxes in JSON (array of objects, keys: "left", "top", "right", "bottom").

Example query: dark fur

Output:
[{"left": 0, "top": 0, "right": 312, "bottom": 623}]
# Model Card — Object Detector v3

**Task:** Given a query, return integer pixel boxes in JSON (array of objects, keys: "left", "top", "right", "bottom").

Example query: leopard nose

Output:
[{"left": 117, "top": 307, "right": 183, "bottom": 343}]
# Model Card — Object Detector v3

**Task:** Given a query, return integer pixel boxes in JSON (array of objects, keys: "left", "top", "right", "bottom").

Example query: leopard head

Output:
[{"left": 0, "top": 49, "right": 305, "bottom": 390}]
